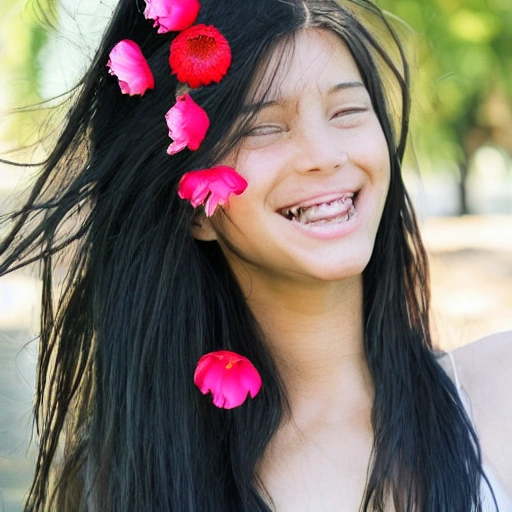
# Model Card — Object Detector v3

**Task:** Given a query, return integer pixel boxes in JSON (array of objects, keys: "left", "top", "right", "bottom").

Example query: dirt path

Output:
[{"left": 422, "top": 215, "right": 512, "bottom": 350}]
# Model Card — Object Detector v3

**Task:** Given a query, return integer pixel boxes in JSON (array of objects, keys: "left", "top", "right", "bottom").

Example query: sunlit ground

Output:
[{"left": 424, "top": 215, "right": 512, "bottom": 350}]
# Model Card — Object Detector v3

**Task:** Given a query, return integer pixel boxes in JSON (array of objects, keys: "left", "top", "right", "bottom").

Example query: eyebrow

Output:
[
  {"left": 240, "top": 100, "right": 278, "bottom": 115},
  {"left": 328, "top": 81, "right": 366, "bottom": 94},
  {"left": 242, "top": 81, "right": 367, "bottom": 114}
]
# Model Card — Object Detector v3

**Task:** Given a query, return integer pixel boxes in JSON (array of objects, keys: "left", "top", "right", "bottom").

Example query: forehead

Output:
[{"left": 249, "top": 29, "right": 364, "bottom": 103}]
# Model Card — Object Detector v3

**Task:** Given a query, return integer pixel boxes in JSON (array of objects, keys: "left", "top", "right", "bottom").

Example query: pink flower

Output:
[
  {"left": 107, "top": 40, "right": 155, "bottom": 96},
  {"left": 144, "top": 0, "right": 200, "bottom": 33},
  {"left": 165, "top": 94, "right": 210, "bottom": 155},
  {"left": 178, "top": 166, "right": 247, "bottom": 217},
  {"left": 169, "top": 24, "right": 232, "bottom": 88},
  {"left": 194, "top": 351, "right": 262, "bottom": 409}
]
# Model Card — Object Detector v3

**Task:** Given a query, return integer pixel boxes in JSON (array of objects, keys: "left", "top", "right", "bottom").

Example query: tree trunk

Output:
[{"left": 458, "top": 161, "right": 469, "bottom": 215}]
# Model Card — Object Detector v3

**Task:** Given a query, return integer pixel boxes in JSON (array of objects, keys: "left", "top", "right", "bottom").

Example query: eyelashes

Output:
[
  {"left": 245, "top": 124, "right": 285, "bottom": 137},
  {"left": 332, "top": 106, "right": 369, "bottom": 118}
]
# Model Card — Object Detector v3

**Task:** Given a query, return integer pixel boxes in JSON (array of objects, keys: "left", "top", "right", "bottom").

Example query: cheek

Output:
[
  {"left": 364, "top": 124, "right": 389, "bottom": 166},
  {"left": 210, "top": 184, "right": 262, "bottom": 240},
  {"left": 360, "top": 128, "right": 391, "bottom": 197},
  {"left": 225, "top": 153, "right": 286, "bottom": 211}
]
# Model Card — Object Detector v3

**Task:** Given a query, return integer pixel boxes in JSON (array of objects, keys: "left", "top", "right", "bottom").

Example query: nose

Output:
[{"left": 292, "top": 119, "right": 349, "bottom": 174}]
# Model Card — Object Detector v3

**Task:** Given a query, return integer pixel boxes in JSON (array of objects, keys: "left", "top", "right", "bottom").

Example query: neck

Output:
[{"left": 239, "top": 272, "right": 373, "bottom": 424}]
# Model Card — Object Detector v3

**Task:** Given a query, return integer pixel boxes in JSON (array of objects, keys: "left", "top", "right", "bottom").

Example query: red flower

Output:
[
  {"left": 178, "top": 166, "right": 247, "bottom": 217},
  {"left": 194, "top": 351, "right": 262, "bottom": 409},
  {"left": 165, "top": 93, "right": 210, "bottom": 155},
  {"left": 144, "top": 0, "right": 200, "bottom": 34},
  {"left": 169, "top": 24, "right": 232, "bottom": 88},
  {"left": 107, "top": 40, "right": 154, "bottom": 96}
]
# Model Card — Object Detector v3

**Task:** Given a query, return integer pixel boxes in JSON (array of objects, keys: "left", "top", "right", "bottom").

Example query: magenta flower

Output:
[
  {"left": 194, "top": 351, "right": 262, "bottom": 409},
  {"left": 178, "top": 166, "right": 248, "bottom": 217},
  {"left": 107, "top": 40, "right": 154, "bottom": 96},
  {"left": 144, "top": 0, "right": 200, "bottom": 33},
  {"left": 165, "top": 94, "right": 210, "bottom": 155}
]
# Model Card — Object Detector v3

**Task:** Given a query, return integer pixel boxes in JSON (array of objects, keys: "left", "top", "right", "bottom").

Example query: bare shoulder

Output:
[
  {"left": 452, "top": 330, "right": 512, "bottom": 382},
  {"left": 451, "top": 330, "right": 512, "bottom": 494}
]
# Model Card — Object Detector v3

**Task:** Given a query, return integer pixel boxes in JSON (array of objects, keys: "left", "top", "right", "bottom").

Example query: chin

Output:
[{"left": 293, "top": 246, "right": 373, "bottom": 284}]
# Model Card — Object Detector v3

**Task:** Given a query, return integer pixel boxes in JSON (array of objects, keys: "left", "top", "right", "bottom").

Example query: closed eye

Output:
[
  {"left": 332, "top": 107, "right": 368, "bottom": 119},
  {"left": 245, "top": 124, "right": 284, "bottom": 136}
]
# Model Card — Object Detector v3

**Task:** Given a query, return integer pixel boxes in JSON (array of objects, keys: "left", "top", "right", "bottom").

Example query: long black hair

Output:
[{"left": 0, "top": 0, "right": 494, "bottom": 510}]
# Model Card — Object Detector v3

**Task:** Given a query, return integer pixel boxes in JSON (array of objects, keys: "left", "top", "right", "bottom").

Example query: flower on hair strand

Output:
[
  {"left": 194, "top": 351, "right": 262, "bottom": 409},
  {"left": 165, "top": 93, "right": 210, "bottom": 155},
  {"left": 178, "top": 166, "right": 247, "bottom": 217},
  {"left": 107, "top": 40, "right": 154, "bottom": 96},
  {"left": 144, "top": 0, "right": 200, "bottom": 34}
]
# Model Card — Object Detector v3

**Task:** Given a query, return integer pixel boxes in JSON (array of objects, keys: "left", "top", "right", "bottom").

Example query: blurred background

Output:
[{"left": 0, "top": 0, "right": 511, "bottom": 509}]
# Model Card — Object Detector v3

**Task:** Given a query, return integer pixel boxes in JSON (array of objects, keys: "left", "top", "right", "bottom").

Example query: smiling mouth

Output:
[{"left": 280, "top": 193, "right": 357, "bottom": 225}]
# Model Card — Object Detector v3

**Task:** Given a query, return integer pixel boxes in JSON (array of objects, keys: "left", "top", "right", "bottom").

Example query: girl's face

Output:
[{"left": 196, "top": 29, "right": 390, "bottom": 288}]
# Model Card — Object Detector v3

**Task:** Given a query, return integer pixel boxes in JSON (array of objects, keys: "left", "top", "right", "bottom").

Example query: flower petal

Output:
[
  {"left": 194, "top": 356, "right": 224, "bottom": 395},
  {"left": 237, "top": 363, "right": 264, "bottom": 399},
  {"left": 178, "top": 174, "right": 210, "bottom": 208},
  {"left": 107, "top": 40, "right": 154, "bottom": 96},
  {"left": 193, "top": 351, "right": 262, "bottom": 409},
  {"left": 144, "top": 0, "right": 200, "bottom": 33},
  {"left": 178, "top": 166, "right": 247, "bottom": 216},
  {"left": 169, "top": 24, "right": 232, "bottom": 88},
  {"left": 215, "top": 367, "right": 251, "bottom": 409},
  {"left": 165, "top": 94, "right": 210, "bottom": 155},
  {"left": 203, "top": 192, "right": 222, "bottom": 218}
]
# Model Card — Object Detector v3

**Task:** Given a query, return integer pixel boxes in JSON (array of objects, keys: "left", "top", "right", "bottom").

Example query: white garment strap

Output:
[
  {"left": 444, "top": 351, "right": 474, "bottom": 421},
  {"left": 446, "top": 351, "right": 461, "bottom": 390}
]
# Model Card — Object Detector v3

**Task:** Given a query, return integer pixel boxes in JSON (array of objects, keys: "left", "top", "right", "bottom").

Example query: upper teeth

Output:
[{"left": 281, "top": 194, "right": 355, "bottom": 220}]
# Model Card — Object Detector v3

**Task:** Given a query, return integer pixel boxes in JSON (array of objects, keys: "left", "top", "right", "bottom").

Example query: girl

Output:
[{"left": 1, "top": 0, "right": 511, "bottom": 510}]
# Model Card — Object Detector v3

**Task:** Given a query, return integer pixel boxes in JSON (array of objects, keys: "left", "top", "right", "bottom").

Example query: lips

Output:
[{"left": 280, "top": 193, "right": 357, "bottom": 224}]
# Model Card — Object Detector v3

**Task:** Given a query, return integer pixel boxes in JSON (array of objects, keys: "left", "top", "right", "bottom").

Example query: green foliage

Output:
[
  {"left": 0, "top": 0, "right": 55, "bottom": 148},
  {"left": 377, "top": 0, "right": 512, "bottom": 163}
]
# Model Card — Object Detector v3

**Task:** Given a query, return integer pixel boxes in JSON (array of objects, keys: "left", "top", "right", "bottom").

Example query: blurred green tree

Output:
[
  {"left": 0, "top": 0, "right": 57, "bottom": 149},
  {"left": 378, "top": 0, "right": 512, "bottom": 213}
]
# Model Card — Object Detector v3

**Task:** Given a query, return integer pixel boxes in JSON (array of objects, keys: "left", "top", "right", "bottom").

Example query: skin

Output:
[
  {"left": 452, "top": 332, "right": 512, "bottom": 497},
  {"left": 194, "top": 28, "right": 512, "bottom": 510}
]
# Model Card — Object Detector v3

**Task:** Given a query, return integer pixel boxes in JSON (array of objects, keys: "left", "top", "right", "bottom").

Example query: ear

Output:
[{"left": 190, "top": 212, "right": 218, "bottom": 241}]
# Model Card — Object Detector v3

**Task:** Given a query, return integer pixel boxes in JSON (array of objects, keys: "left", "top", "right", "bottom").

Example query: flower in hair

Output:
[
  {"left": 107, "top": 40, "right": 154, "bottom": 96},
  {"left": 194, "top": 351, "right": 262, "bottom": 409},
  {"left": 165, "top": 93, "right": 210, "bottom": 155},
  {"left": 178, "top": 166, "right": 247, "bottom": 217},
  {"left": 144, "top": 0, "right": 200, "bottom": 34},
  {"left": 169, "top": 24, "right": 232, "bottom": 88}
]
